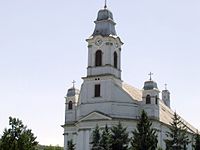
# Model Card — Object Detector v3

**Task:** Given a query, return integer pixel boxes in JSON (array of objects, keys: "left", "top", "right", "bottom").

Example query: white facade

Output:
[{"left": 62, "top": 6, "right": 197, "bottom": 150}]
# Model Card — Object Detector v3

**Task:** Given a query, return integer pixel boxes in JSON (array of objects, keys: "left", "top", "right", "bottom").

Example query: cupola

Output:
[
  {"left": 96, "top": 8, "right": 114, "bottom": 21},
  {"left": 162, "top": 84, "right": 170, "bottom": 108},
  {"left": 67, "top": 87, "right": 80, "bottom": 97},
  {"left": 64, "top": 81, "right": 80, "bottom": 123},
  {"left": 143, "top": 72, "right": 158, "bottom": 90},
  {"left": 92, "top": 6, "right": 117, "bottom": 36},
  {"left": 142, "top": 73, "right": 160, "bottom": 119},
  {"left": 142, "top": 73, "right": 160, "bottom": 106},
  {"left": 143, "top": 80, "right": 158, "bottom": 90}
]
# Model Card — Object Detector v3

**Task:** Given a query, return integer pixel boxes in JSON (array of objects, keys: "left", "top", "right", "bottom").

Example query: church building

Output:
[{"left": 62, "top": 4, "right": 197, "bottom": 150}]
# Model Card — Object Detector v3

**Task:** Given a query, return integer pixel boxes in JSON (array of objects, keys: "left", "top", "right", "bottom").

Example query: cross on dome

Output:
[
  {"left": 165, "top": 84, "right": 168, "bottom": 90},
  {"left": 72, "top": 80, "right": 76, "bottom": 88},
  {"left": 104, "top": 0, "right": 107, "bottom": 8},
  {"left": 148, "top": 72, "right": 153, "bottom": 81}
]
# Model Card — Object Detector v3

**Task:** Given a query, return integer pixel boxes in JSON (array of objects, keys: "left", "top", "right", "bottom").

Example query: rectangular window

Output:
[{"left": 94, "top": 84, "right": 100, "bottom": 97}]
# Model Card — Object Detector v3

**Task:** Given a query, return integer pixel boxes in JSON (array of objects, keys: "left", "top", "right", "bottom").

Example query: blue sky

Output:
[{"left": 0, "top": 0, "right": 200, "bottom": 146}]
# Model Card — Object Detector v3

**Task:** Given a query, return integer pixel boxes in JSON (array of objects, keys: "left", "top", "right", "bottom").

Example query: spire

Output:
[
  {"left": 72, "top": 80, "right": 76, "bottom": 88},
  {"left": 104, "top": 0, "right": 107, "bottom": 9},
  {"left": 143, "top": 72, "right": 158, "bottom": 90},
  {"left": 148, "top": 72, "right": 153, "bottom": 81},
  {"left": 162, "top": 83, "right": 170, "bottom": 108},
  {"left": 164, "top": 83, "right": 167, "bottom": 90},
  {"left": 92, "top": 3, "right": 117, "bottom": 37},
  {"left": 66, "top": 80, "right": 79, "bottom": 97}
]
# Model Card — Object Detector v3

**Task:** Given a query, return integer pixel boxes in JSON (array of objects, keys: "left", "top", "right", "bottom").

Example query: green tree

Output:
[
  {"left": 99, "top": 124, "right": 111, "bottom": 150},
  {"left": 165, "top": 112, "right": 190, "bottom": 150},
  {"left": 91, "top": 124, "right": 102, "bottom": 150},
  {"left": 110, "top": 122, "right": 129, "bottom": 150},
  {"left": 130, "top": 110, "right": 158, "bottom": 150},
  {"left": 67, "top": 139, "right": 75, "bottom": 150},
  {"left": 0, "top": 117, "right": 38, "bottom": 150},
  {"left": 193, "top": 133, "right": 200, "bottom": 150},
  {"left": 43, "top": 145, "right": 63, "bottom": 150}
]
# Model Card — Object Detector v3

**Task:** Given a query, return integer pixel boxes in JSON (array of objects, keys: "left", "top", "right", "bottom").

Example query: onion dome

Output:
[
  {"left": 96, "top": 8, "right": 113, "bottom": 21},
  {"left": 92, "top": 7, "right": 117, "bottom": 36},
  {"left": 67, "top": 87, "right": 80, "bottom": 97},
  {"left": 143, "top": 80, "right": 158, "bottom": 90}
]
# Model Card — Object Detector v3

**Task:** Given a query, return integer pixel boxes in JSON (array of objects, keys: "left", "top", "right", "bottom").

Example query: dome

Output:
[
  {"left": 143, "top": 80, "right": 158, "bottom": 90},
  {"left": 97, "top": 8, "right": 114, "bottom": 21},
  {"left": 67, "top": 87, "right": 80, "bottom": 97},
  {"left": 92, "top": 7, "right": 117, "bottom": 36}
]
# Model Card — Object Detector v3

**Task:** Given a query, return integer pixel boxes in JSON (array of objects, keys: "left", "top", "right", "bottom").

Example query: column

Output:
[
  {"left": 85, "top": 130, "right": 90, "bottom": 150},
  {"left": 64, "top": 133, "right": 68, "bottom": 150},
  {"left": 77, "top": 130, "right": 84, "bottom": 150}
]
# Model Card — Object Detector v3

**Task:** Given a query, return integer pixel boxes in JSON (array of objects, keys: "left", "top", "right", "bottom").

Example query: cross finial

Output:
[
  {"left": 164, "top": 84, "right": 167, "bottom": 90},
  {"left": 72, "top": 80, "right": 76, "bottom": 88},
  {"left": 148, "top": 72, "right": 153, "bottom": 81},
  {"left": 104, "top": 0, "right": 107, "bottom": 8}
]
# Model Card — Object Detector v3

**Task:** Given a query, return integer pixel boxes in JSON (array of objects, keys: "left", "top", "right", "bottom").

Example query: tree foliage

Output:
[
  {"left": 99, "top": 124, "right": 111, "bottom": 150},
  {"left": 130, "top": 110, "right": 158, "bottom": 150},
  {"left": 43, "top": 145, "right": 63, "bottom": 150},
  {"left": 36, "top": 144, "right": 63, "bottom": 150},
  {"left": 193, "top": 133, "right": 200, "bottom": 150},
  {"left": 165, "top": 112, "right": 190, "bottom": 150},
  {"left": 110, "top": 122, "right": 129, "bottom": 150},
  {"left": 67, "top": 139, "right": 75, "bottom": 150},
  {"left": 0, "top": 117, "right": 38, "bottom": 150},
  {"left": 91, "top": 124, "right": 102, "bottom": 150},
  {"left": 91, "top": 123, "right": 129, "bottom": 150}
]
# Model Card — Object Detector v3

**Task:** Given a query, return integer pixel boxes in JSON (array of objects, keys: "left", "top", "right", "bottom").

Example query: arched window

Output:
[
  {"left": 68, "top": 101, "right": 73, "bottom": 110},
  {"left": 114, "top": 51, "right": 118, "bottom": 68},
  {"left": 95, "top": 50, "right": 102, "bottom": 66},
  {"left": 146, "top": 95, "right": 151, "bottom": 104}
]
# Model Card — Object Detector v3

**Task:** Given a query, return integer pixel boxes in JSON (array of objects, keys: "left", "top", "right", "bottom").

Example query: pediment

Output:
[{"left": 79, "top": 111, "right": 112, "bottom": 122}]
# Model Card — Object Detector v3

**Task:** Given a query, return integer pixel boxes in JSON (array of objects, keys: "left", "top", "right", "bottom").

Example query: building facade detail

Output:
[{"left": 62, "top": 5, "right": 197, "bottom": 150}]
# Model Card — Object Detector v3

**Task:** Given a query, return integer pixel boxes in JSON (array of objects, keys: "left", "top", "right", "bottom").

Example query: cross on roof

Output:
[
  {"left": 104, "top": 0, "right": 107, "bottom": 8},
  {"left": 148, "top": 72, "right": 153, "bottom": 81},
  {"left": 165, "top": 83, "right": 167, "bottom": 90},
  {"left": 72, "top": 80, "right": 76, "bottom": 88}
]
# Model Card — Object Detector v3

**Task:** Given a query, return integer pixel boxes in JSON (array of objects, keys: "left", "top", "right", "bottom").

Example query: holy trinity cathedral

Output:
[{"left": 62, "top": 4, "right": 197, "bottom": 150}]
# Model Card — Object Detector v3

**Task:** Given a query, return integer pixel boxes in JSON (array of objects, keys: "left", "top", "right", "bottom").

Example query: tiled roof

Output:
[
  {"left": 122, "top": 82, "right": 142, "bottom": 101},
  {"left": 160, "top": 101, "right": 197, "bottom": 133},
  {"left": 122, "top": 82, "right": 197, "bottom": 133}
]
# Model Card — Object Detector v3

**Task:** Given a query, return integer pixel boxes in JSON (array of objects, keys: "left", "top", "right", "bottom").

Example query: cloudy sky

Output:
[{"left": 0, "top": 0, "right": 200, "bottom": 146}]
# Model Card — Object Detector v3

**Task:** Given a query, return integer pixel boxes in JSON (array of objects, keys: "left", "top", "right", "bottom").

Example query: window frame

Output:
[
  {"left": 146, "top": 95, "right": 151, "bottom": 104},
  {"left": 155, "top": 95, "right": 158, "bottom": 105},
  {"left": 94, "top": 84, "right": 101, "bottom": 97},
  {"left": 95, "top": 50, "right": 102, "bottom": 66},
  {"left": 68, "top": 101, "right": 73, "bottom": 110},
  {"left": 114, "top": 51, "right": 118, "bottom": 68}
]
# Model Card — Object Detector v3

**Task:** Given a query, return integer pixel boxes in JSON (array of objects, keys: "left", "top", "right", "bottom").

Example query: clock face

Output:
[
  {"left": 115, "top": 43, "right": 119, "bottom": 48},
  {"left": 95, "top": 38, "right": 103, "bottom": 46}
]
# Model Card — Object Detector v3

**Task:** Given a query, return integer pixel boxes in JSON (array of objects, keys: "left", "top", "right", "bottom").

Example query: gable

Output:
[{"left": 78, "top": 111, "right": 112, "bottom": 122}]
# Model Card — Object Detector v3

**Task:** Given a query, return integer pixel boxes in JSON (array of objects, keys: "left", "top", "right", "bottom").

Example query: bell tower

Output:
[
  {"left": 78, "top": 5, "right": 124, "bottom": 119},
  {"left": 63, "top": 81, "right": 79, "bottom": 150},
  {"left": 142, "top": 73, "right": 160, "bottom": 120},
  {"left": 86, "top": 5, "right": 123, "bottom": 79},
  {"left": 162, "top": 84, "right": 170, "bottom": 108}
]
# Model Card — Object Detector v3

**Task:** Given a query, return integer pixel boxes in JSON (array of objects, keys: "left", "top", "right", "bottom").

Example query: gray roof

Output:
[
  {"left": 67, "top": 87, "right": 80, "bottom": 97},
  {"left": 97, "top": 8, "right": 113, "bottom": 21},
  {"left": 92, "top": 8, "right": 117, "bottom": 36},
  {"left": 143, "top": 80, "right": 158, "bottom": 90},
  {"left": 122, "top": 83, "right": 142, "bottom": 101},
  {"left": 122, "top": 82, "right": 197, "bottom": 133}
]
